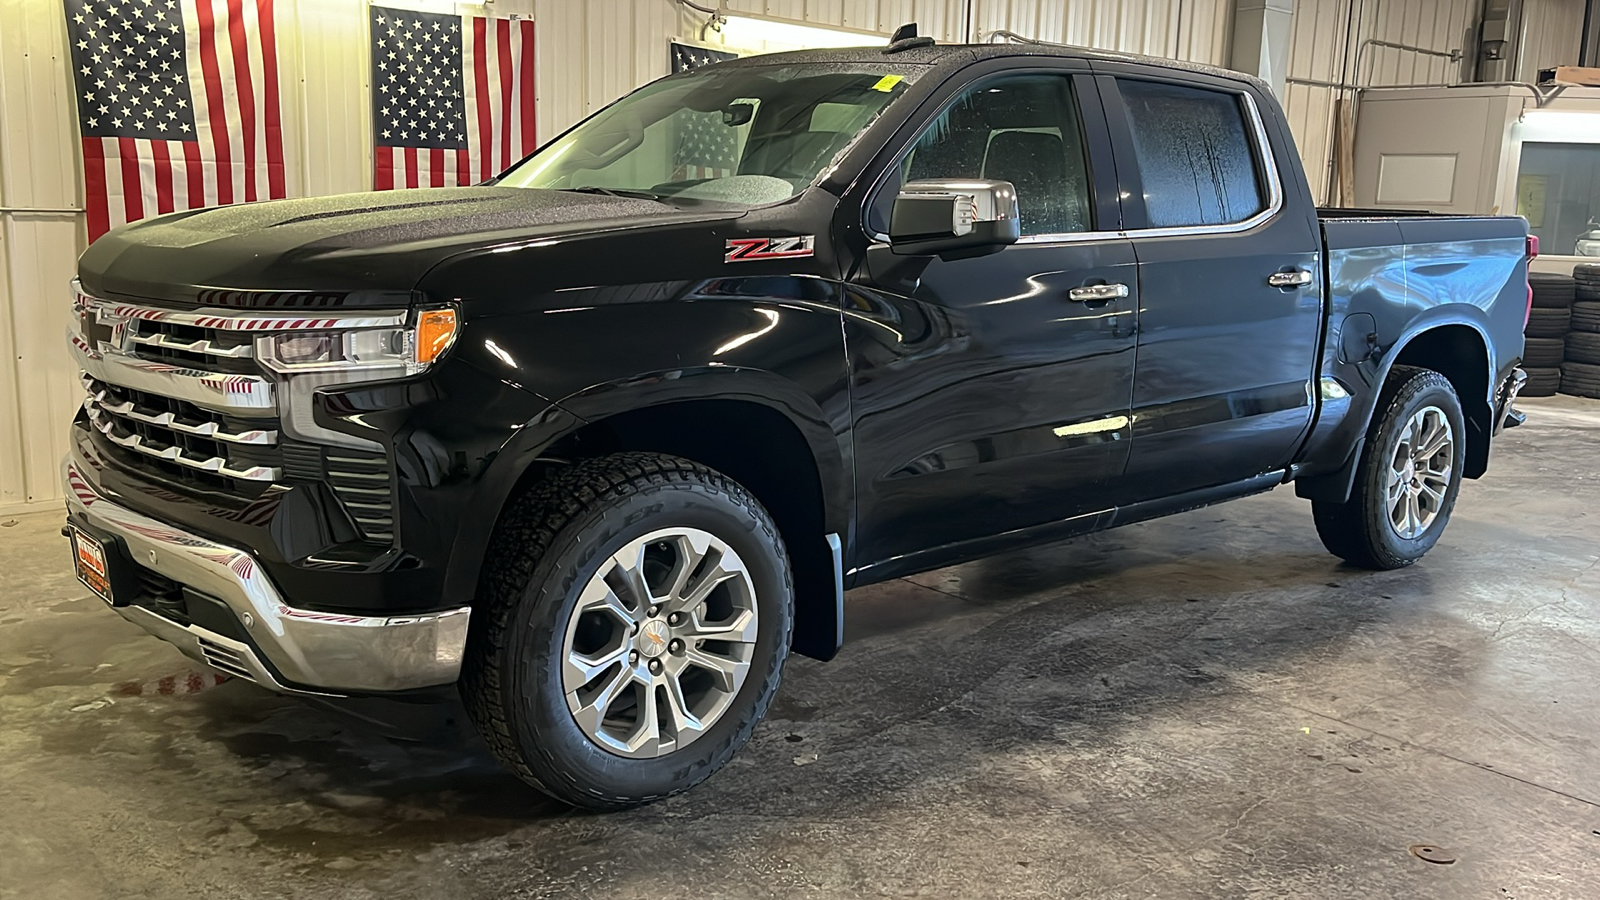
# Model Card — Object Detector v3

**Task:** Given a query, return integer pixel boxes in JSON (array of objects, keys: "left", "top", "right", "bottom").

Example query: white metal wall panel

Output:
[
  {"left": 1520, "top": 0, "right": 1585, "bottom": 81},
  {"left": 0, "top": 0, "right": 87, "bottom": 512}
]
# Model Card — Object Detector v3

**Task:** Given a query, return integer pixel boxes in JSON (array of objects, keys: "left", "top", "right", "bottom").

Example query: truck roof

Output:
[{"left": 714, "top": 41, "right": 1271, "bottom": 94}]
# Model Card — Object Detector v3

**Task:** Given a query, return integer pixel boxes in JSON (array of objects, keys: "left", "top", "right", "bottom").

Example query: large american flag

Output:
[
  {"left": 371, "top": 6, "right": 535, "bottom": 189},
  {"left": 65, "top": 0, "right": 285, "bottom": 241}
]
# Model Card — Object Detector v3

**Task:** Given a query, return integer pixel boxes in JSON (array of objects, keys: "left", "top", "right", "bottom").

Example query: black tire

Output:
[
  {"left": 1530, "top": 274, "right": 1575, "bottom": 309},
  {"left": 1525, "top": 307, "right": 1572, "bottom": 338},
  {"left": 1523, "top": 366, "right": 1563, "bottom": 397},
  {"left": 1561, "top": 361, "right": 1600, "bottom": 399},
  {"left": 460, "top": 452, "right": 793, "bottom": 809},
  {"left": 1311, "top": 366, "right": 1467, "bottom": 570},
  {"left": 1573, "top": 302, "right": 1600, "bottom": 334},
  {"left": 1566, "top": 332, "right": 1600, "bottom": 365},
  {"left": 1523, "top": 337, "right": 1565, "bottom": 367}
]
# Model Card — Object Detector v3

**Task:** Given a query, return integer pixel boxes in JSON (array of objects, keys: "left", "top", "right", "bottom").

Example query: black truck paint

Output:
[{"left": 64, "top": 43, "right": 1528, "bottom": 796}]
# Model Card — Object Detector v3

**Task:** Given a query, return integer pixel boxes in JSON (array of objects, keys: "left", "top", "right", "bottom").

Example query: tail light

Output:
[{"left": 1525, "top": 235, "right": 1539, "bottom": 327}]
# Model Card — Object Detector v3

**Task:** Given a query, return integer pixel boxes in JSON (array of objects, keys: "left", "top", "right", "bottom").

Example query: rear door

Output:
[{"left": 1095, "top": 68, "right": 1324, "bottom": 500}]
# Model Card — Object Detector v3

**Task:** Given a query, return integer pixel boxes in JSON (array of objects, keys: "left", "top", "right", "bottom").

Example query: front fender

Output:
[{"left": 439, "top": 279, "right": 854, "bottom": 606}]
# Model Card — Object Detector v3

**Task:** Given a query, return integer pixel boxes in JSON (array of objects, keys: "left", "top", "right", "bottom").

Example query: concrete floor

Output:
[{"left": 3, "top": 396, "right": 1599, "bottom": 900}]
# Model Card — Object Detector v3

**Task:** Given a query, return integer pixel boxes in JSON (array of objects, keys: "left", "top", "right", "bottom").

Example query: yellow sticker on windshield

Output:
[{"left": 871, "top": 75, "right": 904, "bottom": 92}]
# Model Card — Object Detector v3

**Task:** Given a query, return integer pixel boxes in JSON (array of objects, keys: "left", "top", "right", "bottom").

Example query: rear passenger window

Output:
[{"left": 1118, "top": 80, "right": 1266, "bottom": 228}]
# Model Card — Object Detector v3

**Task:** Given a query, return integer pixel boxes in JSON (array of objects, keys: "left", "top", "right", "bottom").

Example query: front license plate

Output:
[{"left": 71, "top": 527, "right": 114, "bottom": 605}]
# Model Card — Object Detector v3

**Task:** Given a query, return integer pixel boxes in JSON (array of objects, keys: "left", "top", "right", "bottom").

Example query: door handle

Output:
[
  {"left": 1268, "top": 270, "right": 1313, "bottom": 289},
  {"left": 1067, "top": 283, "right": 1130, "bottom": 303}
]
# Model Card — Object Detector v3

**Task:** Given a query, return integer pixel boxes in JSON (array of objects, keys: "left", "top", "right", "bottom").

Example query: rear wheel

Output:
[
  {"left": 1312, "top": 367, "right": 1466, "bottom": 570},
  {"left": 461, "top": 453, "right": 793, "bottom": 809}
]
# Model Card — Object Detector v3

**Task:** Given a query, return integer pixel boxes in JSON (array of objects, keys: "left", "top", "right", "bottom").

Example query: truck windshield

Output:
[{"left": 495, "top": 63, "right": 918, "bottom": 206}]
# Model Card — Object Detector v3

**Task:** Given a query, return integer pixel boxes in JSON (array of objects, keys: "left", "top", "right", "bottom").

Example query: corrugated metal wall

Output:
[{"left": 0, "top": 0, "right": 1588, "bottom": 512}]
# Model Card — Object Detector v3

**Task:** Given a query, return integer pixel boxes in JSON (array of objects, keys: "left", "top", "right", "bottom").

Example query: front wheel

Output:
[
  {"left": 1312, "top": 366, "right": 1467, "bottom": 570},
  {"left": 461, "top": 453, "right": 793, "bottom": 809}
]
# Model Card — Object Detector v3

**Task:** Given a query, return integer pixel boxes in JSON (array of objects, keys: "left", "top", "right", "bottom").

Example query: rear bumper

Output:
[{"left": 63, "top": 457, "right": 470, "bottom": 695}]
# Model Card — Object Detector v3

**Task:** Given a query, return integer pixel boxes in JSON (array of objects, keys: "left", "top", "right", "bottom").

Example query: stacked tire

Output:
[
  {"left": 1566, "top": 264, "right": 1600, "bottom": 399},
  {"left": 1525, "top": 273, "right": 1574, "bottom": 396}
]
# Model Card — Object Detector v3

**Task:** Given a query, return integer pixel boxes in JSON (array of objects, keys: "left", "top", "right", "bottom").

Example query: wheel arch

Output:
[
  {"left": 1387, "top": 320, "right": 1494, "bottom": 478},
  {"left": 446, "top": 368, "right": 852, "bottom": 662}
]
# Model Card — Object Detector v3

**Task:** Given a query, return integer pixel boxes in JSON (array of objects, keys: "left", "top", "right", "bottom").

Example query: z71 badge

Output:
[{"left": 725, "top": 235, "right": 816, "bottom": 263}]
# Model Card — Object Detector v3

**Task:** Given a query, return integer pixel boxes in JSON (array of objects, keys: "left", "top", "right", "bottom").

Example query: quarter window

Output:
[{"left": 1118, "top": 80, "right": 1266, "bottom": 228}]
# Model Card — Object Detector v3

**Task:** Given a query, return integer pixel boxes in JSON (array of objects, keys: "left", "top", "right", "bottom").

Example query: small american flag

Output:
[
  {"left": 65, "top": 0, "right": 286, "bottom": 242},
  {"left": 371, "top": 5, "right": 535, "bottom": 190},
  {"left": 670, "top": 41, "right": 739, "bottom": 181}
]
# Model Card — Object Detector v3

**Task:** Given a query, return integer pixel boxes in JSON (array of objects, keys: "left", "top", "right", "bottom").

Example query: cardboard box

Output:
[{"left": 1539, "top": 66, "right": 1600, "bottom": 86}]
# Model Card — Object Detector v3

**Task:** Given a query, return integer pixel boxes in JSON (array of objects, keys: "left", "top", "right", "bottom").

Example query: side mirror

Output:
[{"left": 889, "top": 179, "right": 1021, "bottom": 260}]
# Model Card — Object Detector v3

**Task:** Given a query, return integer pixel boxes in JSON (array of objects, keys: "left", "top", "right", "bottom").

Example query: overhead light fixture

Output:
[
  {"left": 708, "top": 13, "right": 883, "bottom": 51},
  {"left": 1515, "top": 109, "right": 1600, "bottom": 143}
]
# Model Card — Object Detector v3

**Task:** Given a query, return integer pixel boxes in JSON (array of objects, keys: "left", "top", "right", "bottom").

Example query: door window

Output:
[
  {"left": 1118, "top": 80, "right": 1266, "bottom": 228},
  {"left": 874, "top": 74, "right": 1094, "bottom": 237}
]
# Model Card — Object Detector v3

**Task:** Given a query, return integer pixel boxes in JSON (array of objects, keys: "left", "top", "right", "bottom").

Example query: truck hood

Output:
[{"left": 77, "top": 187, "right": 743, "bottom": 308}]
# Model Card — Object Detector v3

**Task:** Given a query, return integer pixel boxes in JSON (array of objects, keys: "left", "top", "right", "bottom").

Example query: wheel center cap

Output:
[{"left": 638, "top": 619, "right": 670, "bottom": 658}]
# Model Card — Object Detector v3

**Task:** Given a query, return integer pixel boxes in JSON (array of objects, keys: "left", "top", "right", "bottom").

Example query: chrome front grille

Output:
[
  {"left": 82, "top": 375, "right": 282, "bottom": 482},
  {"left": 128, "top": 319, "right": 257, "bottom": 372},
  {"left": 70, "top": 290, "right": 400, "bottom": 526}
]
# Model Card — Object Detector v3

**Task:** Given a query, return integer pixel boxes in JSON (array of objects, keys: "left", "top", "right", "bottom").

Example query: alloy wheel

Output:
[
  {"left": 1385, "top": 405, "right": 1454, "bottom": 541},
  {"left": 560, "top": 527, "right": 759, "bottom": 758}
]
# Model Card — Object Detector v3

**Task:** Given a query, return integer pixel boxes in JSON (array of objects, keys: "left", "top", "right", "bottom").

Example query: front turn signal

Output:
[{"left": 416, "top": 308, "right": 459, "bottom": 365}]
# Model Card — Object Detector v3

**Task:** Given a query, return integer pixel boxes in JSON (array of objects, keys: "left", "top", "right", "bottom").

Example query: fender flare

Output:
[
  {"left": 1296, "top": 309, "right": 1495, "bottom": 503},
  {"left": 440, "top": 365, "right": 852, "bottom": 607}
]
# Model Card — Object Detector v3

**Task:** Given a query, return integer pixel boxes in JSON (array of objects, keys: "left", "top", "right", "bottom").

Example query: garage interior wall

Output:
[{"left": 0, "top": 0, "right": 1586, "bottom": 513}]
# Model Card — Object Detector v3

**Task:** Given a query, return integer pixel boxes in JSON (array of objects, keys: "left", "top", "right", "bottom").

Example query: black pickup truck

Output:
[{"left": 63, "top": 38, "right": 1531, "bottom": 808}]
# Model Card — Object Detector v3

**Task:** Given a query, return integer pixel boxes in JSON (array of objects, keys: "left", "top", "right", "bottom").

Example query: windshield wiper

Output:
[{"left": 562, "top": 186, "right": 667, "bottom": 201}]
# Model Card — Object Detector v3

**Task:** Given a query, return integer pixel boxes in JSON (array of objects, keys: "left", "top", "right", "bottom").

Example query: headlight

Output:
[
  {"left": 258, "top": 308, "right": 458, "bottom": 376},
  {"left": 258, "top": 307, "right": 459, "bottom": 450}
]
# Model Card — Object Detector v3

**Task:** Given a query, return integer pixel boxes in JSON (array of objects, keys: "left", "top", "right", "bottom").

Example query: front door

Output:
[
  {"left": 845, "top": 70, "right": 1139, "bottom": 574},
  {"left": 1100, "top": 71, "right": 1325, "bottom": 501}
]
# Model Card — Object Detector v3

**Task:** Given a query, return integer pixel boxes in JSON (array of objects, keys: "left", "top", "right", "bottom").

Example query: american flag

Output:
[
  {"left": 371, "top": 6, "right": 535, "bottom": 190},
  {"left": 64, "top": 0, "right": 286, "bottom": 242},
  {"left": 670, "top": 41, "right": 739, "bottom": 181}
]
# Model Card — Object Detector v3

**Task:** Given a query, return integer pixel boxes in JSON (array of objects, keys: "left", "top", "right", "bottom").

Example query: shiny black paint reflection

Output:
[{"left": 848, "top": 238, "right": 1138, "bottom": 567}]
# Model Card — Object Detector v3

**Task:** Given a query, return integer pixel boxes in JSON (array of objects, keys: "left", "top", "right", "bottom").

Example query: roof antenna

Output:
[{"left": 884, "top": 22, "right": 935, "bottom": 54}]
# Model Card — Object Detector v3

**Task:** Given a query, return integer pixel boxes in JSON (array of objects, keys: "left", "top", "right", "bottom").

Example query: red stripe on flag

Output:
[
  {"left": 226, "top": 0, "right": 259, "bottom": 202},
  {"left": 496, "top": 20, "right": 514, "bottom": 173},
  {"left": 519, "top": 20, "right": 536, "bottom": 156},
  {"left": 82, "top": 138, "right": 111, "bottom": 242},
  {"left": 455, "top": 144, "right": 471, "bottom": 187},
  {"left": 430, "top": 148, "right": 445, "bottom": 187},
  {"left": 473, "top": 17, "right": 492, "bottom": 181},
  {"left": 150, "top": 141, "right": 175, "bottom": 214},
  {"left": 259, "top": 0, "right": 286, "bottom": 198},
  {"left": 182, "top": 141, "right": 205, "bottom": 208},
  {"left": 117, "top": 137, "right": 144, "bottom": 226},
  {"left": 194, "top": 0, "right": 234, "bottom": 205},
  {"left": 404, "top": 147, "right": 419, "bottom": 188},
  {"left": 375, "top": 146, "right": 394, "bottom": 190}
]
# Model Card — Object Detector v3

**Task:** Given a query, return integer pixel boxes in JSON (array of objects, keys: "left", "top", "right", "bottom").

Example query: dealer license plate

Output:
[{"left": 70, "top": 527, "right": 114, "bottom": 605}]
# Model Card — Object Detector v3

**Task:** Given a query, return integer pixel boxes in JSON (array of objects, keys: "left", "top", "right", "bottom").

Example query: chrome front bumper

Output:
[{"left": 63, "top": 459, "right": 470, "bottom": 695}]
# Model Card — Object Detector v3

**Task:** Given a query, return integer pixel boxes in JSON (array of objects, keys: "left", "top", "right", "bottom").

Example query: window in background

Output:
[{"left": 1518, "top": 142, "right": 1600, "bottom": 256}]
